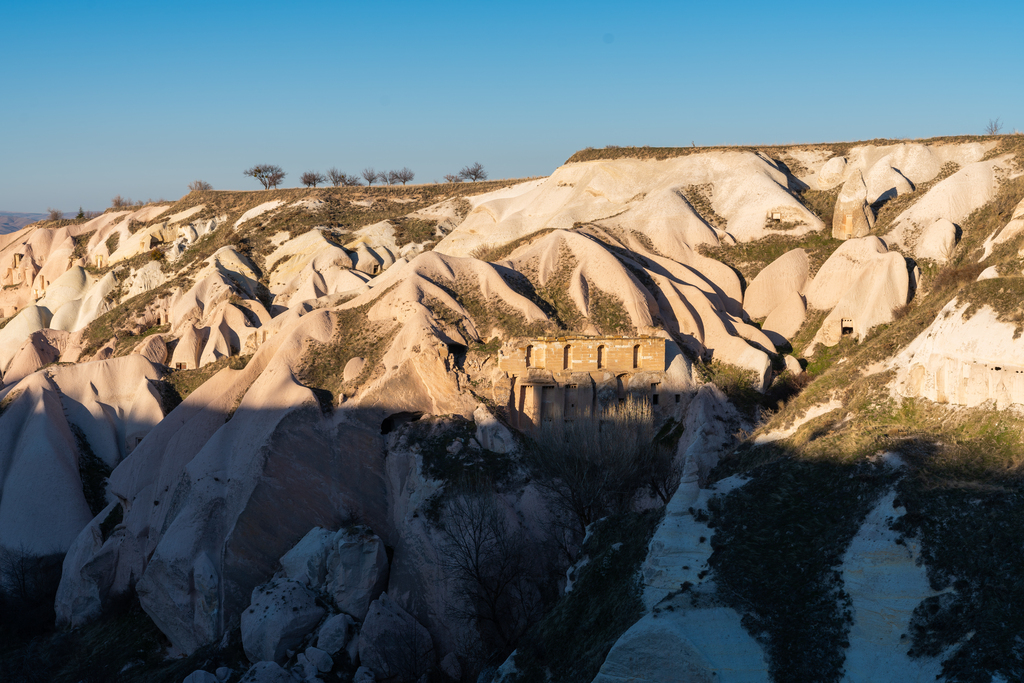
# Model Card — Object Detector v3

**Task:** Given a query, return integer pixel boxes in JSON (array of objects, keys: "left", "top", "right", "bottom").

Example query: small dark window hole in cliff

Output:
[
  {"left": 841, "top": 318, "right": 854, "bottom": 336},
  {"left": 381, "top": 411, "right": 424, "bottom": 435},
  {"left": 447, "top": 342, "right": 468, "bottom": 369}
]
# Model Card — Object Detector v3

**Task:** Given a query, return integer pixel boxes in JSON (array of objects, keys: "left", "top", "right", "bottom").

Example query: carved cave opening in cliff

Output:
[{"left": 380, "top": 411, "right": 424, "bottom": 434}]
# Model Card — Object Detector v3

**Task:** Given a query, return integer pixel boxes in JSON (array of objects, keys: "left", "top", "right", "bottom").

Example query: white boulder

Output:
[
  {"left": 241, "top": 578, "right": 325, "bottom": 664},
  {"left": 473, "top": 404, "right": 516, "bottom": 454},
  {"left": 315, "top": 612, "right": 356, "bottom": 657},
  {"left": 977, "top": 266, "right": 1000, "bottom": 281},
  {"left": 279, "top": 526, "right": 389, "bottom": 621},
  {"left": 916, "top": 218, "right": 957, "bottom": 262},
  {"left": 325, "top": 527, "right": 390, "bottom": 621},
  {"left": 238, "top": 662, "right": 293, "bottom": 683},
  {"left": 358, "top": 592, "right": 434, "bottom": 681},
  {"left": 817, "top": 155, "right": 848, "bottom": 189},
  {"left": 743, "top": 248, "right": 809, "bottom": 320},
  {"left": 761, "top": 291, "right": 806, "bottom": 345}
]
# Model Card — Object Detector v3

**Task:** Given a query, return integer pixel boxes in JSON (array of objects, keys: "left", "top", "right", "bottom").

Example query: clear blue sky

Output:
[{"left": 1, "top": 0, "right": 1021, "bottom": 212}]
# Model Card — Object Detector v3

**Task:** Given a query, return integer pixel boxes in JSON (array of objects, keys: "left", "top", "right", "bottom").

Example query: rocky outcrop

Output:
[
  {"left": 279, "top": 525, "right": 389, "bottom": 621},
  {"left": 358, "top": 592, "right": 435, "bottom": 682},
  {"left": 895, "top": 296, "right": 1024, "bottom": 408},
  {"left": 806, "top": 237, "right": 910, "bottom": 346},
  {"left": 435, "top": 152, "right": 823, "bottom": 257},
  {"left": 241, "top": 578, "right": 325, "bottom": 664},
  {"left": 0, "top": 356, "right": 163, "bottom": 567},
  {"left": 761, "top": 291, "right": 806, "bottom": 346},
  {"left": 315, "top": 613, "right": 357, "bottom": 661},
  {"left": 742, "top": 248, "right": 809, "bottom": 320},
  {"left": 916, "top": 218, "right": 958, "bottom": 262},
  {"left": 832, "top": 171, "right": 875, "bottom": 240},
  {"left": 885, "top": 156, "right": 1020, "bottom": 254}
]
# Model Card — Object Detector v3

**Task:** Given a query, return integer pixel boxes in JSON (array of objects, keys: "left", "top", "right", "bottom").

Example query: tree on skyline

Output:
[
  {"left": 243, "top": 164, "right": 286, "bottom": 190},
  {"left": 301, "top": 171, "right": 326, "bottom": 188},
  {"left": 460, "top": 162, "right": 488, "bottom": 182},
  {"left": 362, "top": 167, "right": 379, "bottom": 186},
  {"left": 327, "top": 168, "right": 345, "bottom": 187},
  {"left": 394, "top": 167, "right": 415, "bottom": 185}
]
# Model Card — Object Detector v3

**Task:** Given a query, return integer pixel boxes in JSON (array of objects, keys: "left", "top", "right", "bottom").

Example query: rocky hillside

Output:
[{"left": 1, "top": 135, "right": 1023, "bottom": 683}]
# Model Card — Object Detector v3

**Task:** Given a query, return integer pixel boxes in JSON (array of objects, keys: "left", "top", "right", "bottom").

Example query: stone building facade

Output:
[{"left": 497, "top": 336, "right": 679, "bottom": 429}]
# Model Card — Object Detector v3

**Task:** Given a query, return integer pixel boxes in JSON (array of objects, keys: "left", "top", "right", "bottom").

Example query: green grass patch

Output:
[
  {"left": 71, "top": 231, "right": 95, "bottom": 262},
  {"left": 800, "top": 186, "right": 841, "bottom": 226},
  {"left": 449, "top": 278, "right": 553, "bottom": 340},
  {"left": 707, "top": 458, "right": 893, "bottom": 683},
  {"left": 681, "top": 184, "right": 727, "bottom": 230},
  {"left": 78, "top": 278, "right": 186, "bottom": 359},
  {"left": 297, "top": 300, "right": 399, "bottom": 409},
  {"left": 70, "top": 424, "right": 111, "bottom": 517},
  {"left": 893, "top": 478, "right": 1024, "bottom": 682},
  {"left": 391, "top": 217, "right": 438, "bottom": 247},
  {"left": 699, "top": 228, "right": 843, "bottom": 284},
  {"left": 509, "top": 510, "right": 664, "bottom": 683},
  {"left": 104, "top": 232, "right": 120, "bottom": 255},
  {"left": 588, "top": 287, "right": 631, "bottom": 335},
  {"left": 958, "top": 276, "right": 1024, "bottom": 337},
  {"left": 471, "top": 228, "right": 557, "bottom": 263},
  {"left": 163, "top": 354, "right": 251, "bottom": 404}
]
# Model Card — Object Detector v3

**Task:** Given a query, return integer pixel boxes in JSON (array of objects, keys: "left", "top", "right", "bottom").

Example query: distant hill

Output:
[{"left": 0, "top": 212, "right": 47, "bottom": 235}]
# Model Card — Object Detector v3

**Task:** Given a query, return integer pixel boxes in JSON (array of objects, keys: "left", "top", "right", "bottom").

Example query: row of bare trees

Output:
[
  {"left": 356, "top": 167, "right": 412, "bottom": 186},
  {"left": 243, "top": 163, "right": 489, "bottom": 189}
]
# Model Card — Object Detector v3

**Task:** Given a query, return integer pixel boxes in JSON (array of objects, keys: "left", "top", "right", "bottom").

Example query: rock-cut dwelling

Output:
[{"left": 497, "top": 335, "right": 673, "bottom": 429}]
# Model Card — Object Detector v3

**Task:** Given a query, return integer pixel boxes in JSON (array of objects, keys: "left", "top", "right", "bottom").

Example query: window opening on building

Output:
[
  {"left": 632, "top": 344, "right": 640, "bottom": 369},
  {"left": 564, "top": 384, "right": 577, "bottom": 419},
  {"left": 597, "top": 344, "right": 605, "bottom": 369},
  {"left": 525, "top": 345, "right": 533, "bottom": 367}
]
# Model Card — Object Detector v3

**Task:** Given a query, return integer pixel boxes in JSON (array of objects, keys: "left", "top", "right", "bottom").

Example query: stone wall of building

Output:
[
  {"left": 497, "top": 336, "right": 676, "bottom": 429},
  {"left": 498, "top": 336, "right": 665, "bottom": 375}
]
